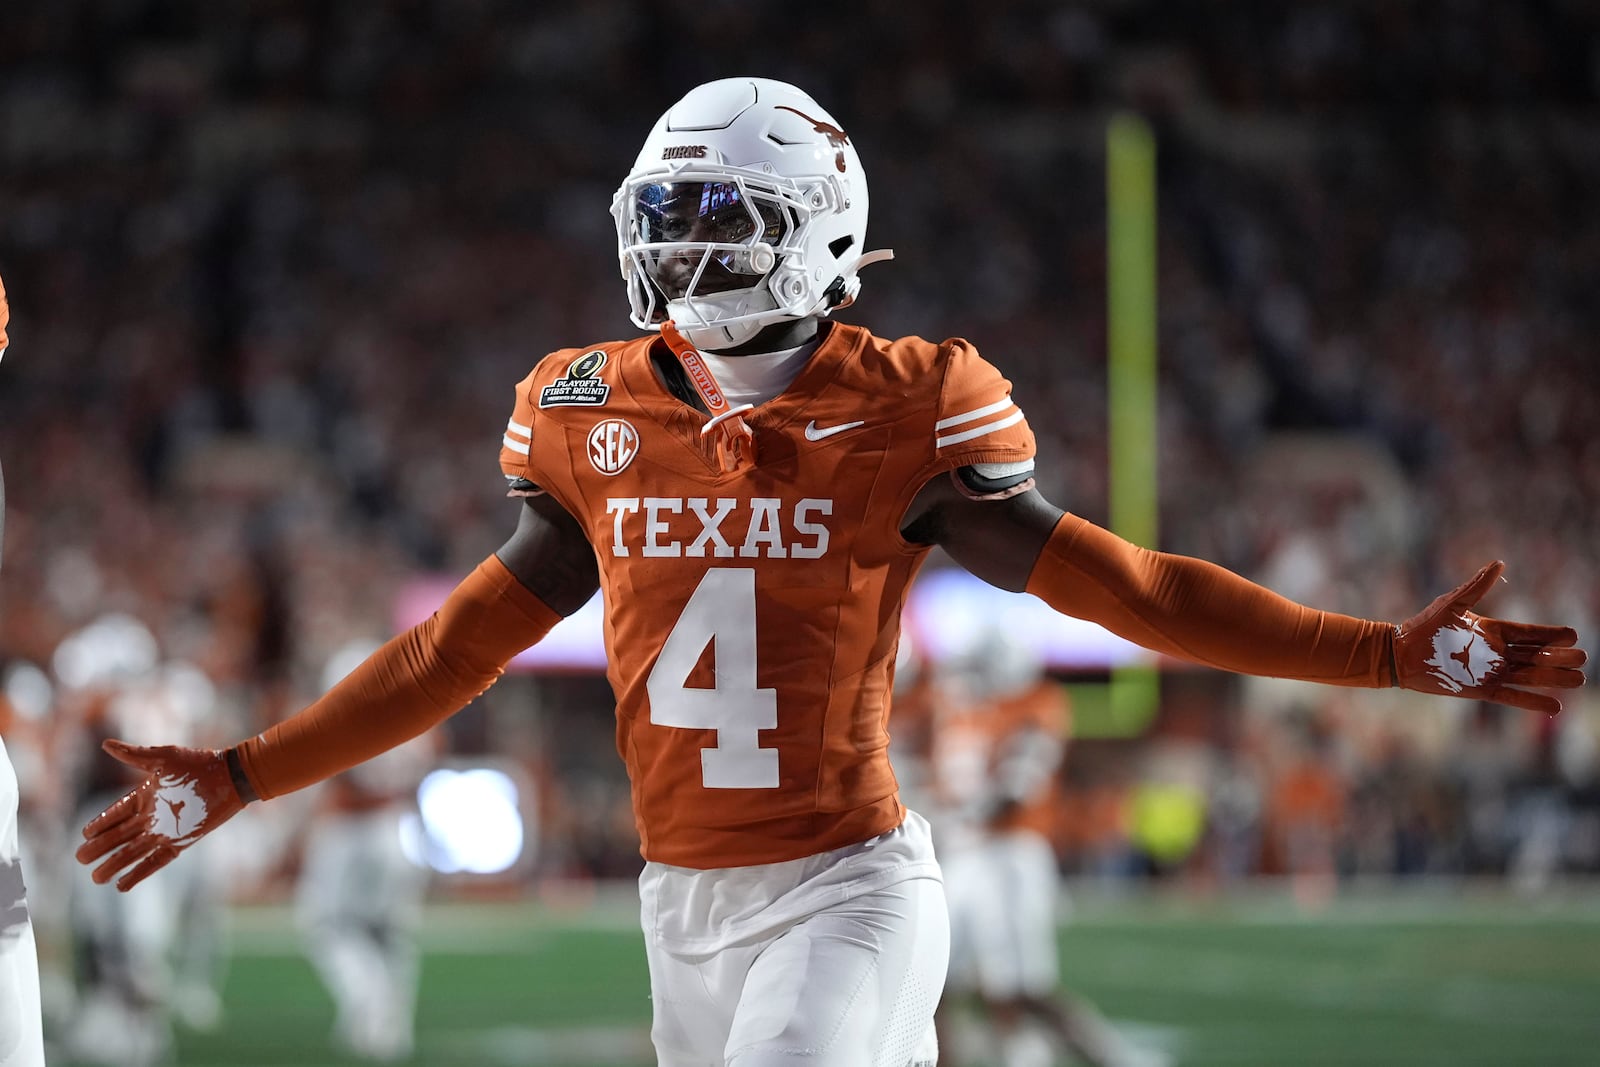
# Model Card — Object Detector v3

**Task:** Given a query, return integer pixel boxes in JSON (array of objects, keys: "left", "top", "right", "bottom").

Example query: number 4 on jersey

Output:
[{"left": 647, "top": 568, "right": 780, "bottom": 789}]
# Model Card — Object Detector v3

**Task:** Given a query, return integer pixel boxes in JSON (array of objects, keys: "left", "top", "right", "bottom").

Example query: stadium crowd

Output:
[{"left": 1, "top": 0, "right": 1597, "bottom": 909}]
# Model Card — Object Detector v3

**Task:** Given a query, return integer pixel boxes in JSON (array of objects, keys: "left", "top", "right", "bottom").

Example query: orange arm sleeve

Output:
[
  {"left": 1025, "top": 514, "right": 1395, "bottom": 687},
  {"left": 231, "top": 554, "right": 561, "bottom": 801}
]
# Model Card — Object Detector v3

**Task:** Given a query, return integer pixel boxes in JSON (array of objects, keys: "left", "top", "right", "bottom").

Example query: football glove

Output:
[
  {"left": 1393, "top": 561, "right": 1586, "bottom": 714},
  {"left": 76, "top": 740, "right": 247, "bottom": 891}
]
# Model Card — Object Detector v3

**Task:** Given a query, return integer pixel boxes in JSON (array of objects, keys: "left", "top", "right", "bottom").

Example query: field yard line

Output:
[
  {"left": 431, "top": 1023, "right": 655, "bottom": 1065},
  {"left": 1062, "top": 881, "right": 1600, "bottom": 928},
  {"left": 434, "top": 1020, "right": 1188, "bottom": 1066},
  {"left": 220, "top": 905, "right": 1600, "bottom": 956},
  {"left": 223, "top": 923, "right": 572, "bottom": 954},
  {"left": 1077, "top": 907, "right": 1600, "bottom": 929},
  {"left": 1081, "top": 942, "right": 1600, "bottom": 1030},
  {"left": 223, "top": 901, "right": 644, "bottom": 953}
]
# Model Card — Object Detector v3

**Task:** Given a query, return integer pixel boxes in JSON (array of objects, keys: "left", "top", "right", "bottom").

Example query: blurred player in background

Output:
[
  {"left": 933, "top": 629, "right": 1162, "bottom": 1067},
  {"left": 0, "top": 275, "right": 48, "bottom": 1067},
  {"left": 75, "top": 78, "right": 1584, "bottom": 1067},
  {"left": 295, "top": 639, "right": 437, "bottom": 1062},
  {"left": 61, "top": 617, "right": 231, "bottom": 1066}
]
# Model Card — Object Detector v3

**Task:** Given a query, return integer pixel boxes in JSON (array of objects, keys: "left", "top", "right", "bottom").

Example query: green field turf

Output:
[{"left": 67, "top": 887, "right": 1600, "bottom": 1067}]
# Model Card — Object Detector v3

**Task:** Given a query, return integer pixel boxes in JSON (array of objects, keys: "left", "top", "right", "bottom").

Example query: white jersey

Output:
[{"left": 0, "top": 736, "right": 46, "bottom": 1067}]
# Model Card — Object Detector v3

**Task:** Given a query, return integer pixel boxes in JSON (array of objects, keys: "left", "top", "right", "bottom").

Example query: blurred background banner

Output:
[
  {"left": 1, "top": 1, "right": 1597, "bottom": 1065},
  {"left": 395, "top": 571, "right": 1157, "bottom": 673}
]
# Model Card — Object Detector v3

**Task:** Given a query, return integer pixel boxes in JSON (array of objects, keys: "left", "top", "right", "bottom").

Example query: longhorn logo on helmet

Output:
[{"left": 774, "top": 106, "right": 851, "bottom": 172}]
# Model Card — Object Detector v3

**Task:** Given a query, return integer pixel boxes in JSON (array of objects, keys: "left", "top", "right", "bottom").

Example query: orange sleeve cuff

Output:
[
  {"left": 1025, "top": 514, "right": 1394, "bottom": 688},
  {"left": 233, "top": 554, "right": 561, "bottom": 800}
]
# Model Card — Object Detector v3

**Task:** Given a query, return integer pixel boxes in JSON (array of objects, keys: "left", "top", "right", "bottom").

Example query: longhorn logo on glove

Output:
[
  {"left": 152, "top": 776, "right": 208, "bottom": 843},
  {"left": 1424, "top": 619, "right": 1504, "bottom": 693}
]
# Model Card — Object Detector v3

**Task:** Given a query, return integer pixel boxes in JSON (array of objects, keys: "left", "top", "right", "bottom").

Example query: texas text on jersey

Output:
[{"left": 499, "top": 322, "right": 1034, "bottom": 868}]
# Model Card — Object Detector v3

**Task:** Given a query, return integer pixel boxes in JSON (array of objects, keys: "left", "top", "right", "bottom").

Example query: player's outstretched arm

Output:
[
  {"left": 78, "top": 495, "right": 598, "bottom": 891},
  {"left": 906, "top": 478, "right": 1585, "bottom": 714}
]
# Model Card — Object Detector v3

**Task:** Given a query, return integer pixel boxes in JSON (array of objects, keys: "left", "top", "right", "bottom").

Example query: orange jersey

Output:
[
  {"left": 499, "top": 323, "right": 1035, "bottom": 868},
  {"left": 932, "top": 681, "right": 1070, "bottom": 839}
]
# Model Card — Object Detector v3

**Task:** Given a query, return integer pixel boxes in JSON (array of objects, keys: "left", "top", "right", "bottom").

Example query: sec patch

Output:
[{"left": 588, "top": 419, "right": 639, "bottom": 476}]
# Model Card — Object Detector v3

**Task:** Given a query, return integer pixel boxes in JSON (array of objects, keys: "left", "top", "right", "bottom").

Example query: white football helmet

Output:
[
  {"left": 611, "top": 77, "right": 890, "bottom": 351},
  {"left": 949, "top": 625, "right": 1045, "bottom": 703}
]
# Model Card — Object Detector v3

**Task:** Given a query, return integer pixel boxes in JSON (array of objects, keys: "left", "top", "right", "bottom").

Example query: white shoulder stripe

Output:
[
  {"left": 936, "top": 409, "right": 1026, "bottom": 449},
  {"left": 934, "top": 397, "right": 1013, "bottom": 431},
  {"left": 502, "top": 434, "right": 531, "bottom": 455},
  {"left": 506, "top": 419, "right": 532, "bottom": 439},
  {"left": 969, "top": 459, "right": 1035, "bottom": 478}
]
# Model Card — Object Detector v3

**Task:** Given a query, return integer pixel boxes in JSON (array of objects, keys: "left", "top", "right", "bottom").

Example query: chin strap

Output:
[
  {"left": 660, "top": 319, "right": 757, "bottom": 472},
  {"left": 854, "top": 249, "right": 896, "bottom": 272},
  {"left": 830, "top": 249, "right": 896, "bottom": 310}
]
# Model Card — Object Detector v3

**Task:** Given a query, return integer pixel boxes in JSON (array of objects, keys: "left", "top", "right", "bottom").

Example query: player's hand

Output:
[
  {"left": 75, "top": 740, "right": 246, "bottom": 891},
  {"left": 1393, "top": 561, "right": 1586, "bottom": 714}
]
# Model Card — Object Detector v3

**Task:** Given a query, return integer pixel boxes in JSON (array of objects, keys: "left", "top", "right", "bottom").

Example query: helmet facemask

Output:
[{"left": 614, "top": 167, "right": 831, "bottom": 350}]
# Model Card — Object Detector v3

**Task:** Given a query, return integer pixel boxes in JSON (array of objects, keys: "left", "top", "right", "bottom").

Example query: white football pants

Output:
[
  {"left": 943, "top": 830, "right": 1060, "bottom": 999},
  {"left": 646, "top": 874, "right": 948, "bottom": 1066},
  {"left": 0, "top": 737, "right": 45, "bottom": 1067},
  {"left": 296, "top": 806, "right": 426, "bottom": 1061}
]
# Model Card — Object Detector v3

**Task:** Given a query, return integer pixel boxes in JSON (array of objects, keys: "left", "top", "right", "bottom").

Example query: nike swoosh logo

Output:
[{"left": 804, "top": 419, "right": 865, "bottom": 441}]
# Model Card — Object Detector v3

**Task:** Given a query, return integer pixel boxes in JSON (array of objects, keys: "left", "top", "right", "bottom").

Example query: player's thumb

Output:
[
  {"left": 1445, "top": 560, "right": 1505, "bottom": 614},
  {"left": 101, "top": 738, "right": 174, "bottom": 774}
]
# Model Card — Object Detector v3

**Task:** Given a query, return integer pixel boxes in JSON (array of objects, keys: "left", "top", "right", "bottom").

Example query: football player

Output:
[
  {"left": 62, "top": 625, "right": 214, "bottom": 1067},
  {"left": 932, "top": 629, "right": 1161, "bottom": 1067},
  {"left": 0, "top": 274, "right": 48, "bottom": 1067},
  {"left": 294, "top": 640, "right": 436, "bottom": 1062},
  {"left": 76, "top": 80, "right": 1585, "bottom": 1067}
]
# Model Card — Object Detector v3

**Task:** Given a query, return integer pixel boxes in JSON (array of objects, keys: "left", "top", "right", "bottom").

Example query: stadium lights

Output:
[{"left": 403, "top": 767, "right": 528, "bottom": 875}]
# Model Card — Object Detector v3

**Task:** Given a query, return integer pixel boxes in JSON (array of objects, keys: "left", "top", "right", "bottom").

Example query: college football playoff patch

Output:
[{"left": 539, "top": 350, "right": 611, "bottom": 407}]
